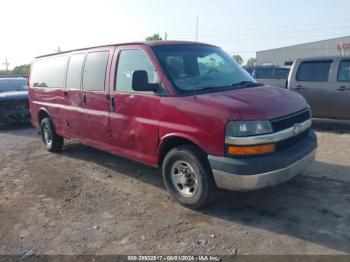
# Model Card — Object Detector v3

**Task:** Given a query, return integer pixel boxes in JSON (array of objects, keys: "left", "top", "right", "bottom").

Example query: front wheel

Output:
[
  {"left": 40, "top": 117, "right": 64, "bottom": 152},
  {"left": 162, "top": 145, "right": 216, "bottom": 209}
]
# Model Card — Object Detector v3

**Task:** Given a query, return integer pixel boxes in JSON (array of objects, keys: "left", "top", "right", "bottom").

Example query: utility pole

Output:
[
  {"left": 195, "top": 17, "right": 199, "bottom": 42},
  {"left": 3, "top": 57, "right": 10, "bottom": 71},
  {"left": 164, "top": 32, "right": 168, "bottom": 40}
]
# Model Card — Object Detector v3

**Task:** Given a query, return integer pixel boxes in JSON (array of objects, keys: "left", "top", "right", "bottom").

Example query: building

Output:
[{"left": 256, "top": 35, "right": 350, "bottom": 66}]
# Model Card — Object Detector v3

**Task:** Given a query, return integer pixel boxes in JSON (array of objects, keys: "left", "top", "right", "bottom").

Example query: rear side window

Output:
[
  {"left": 31, "top": 56, "right": 68, "bottom": 88},
  {"left": 66, "top": 53, "right": 85, "bottom": 89},
  {"left": 257, "top": 68, "right": 289, "bottom": 79},
  {"left": 338, "top": 61, "right": 350, "bottom": 82},
  {"left": 115, "top": 49, "right": 157, "bottom": 92},
  {"left": 296, "top": 61, "right": 332, "bottom": 81},
  {"left": 275, "top": 68, "right": 290, "bottom": 79},
  {"left": 83, "top": 51, "right": 109, "bottom": 91},
  {"left": 257, "top": 69, "right": 274, "bottom": 79}
]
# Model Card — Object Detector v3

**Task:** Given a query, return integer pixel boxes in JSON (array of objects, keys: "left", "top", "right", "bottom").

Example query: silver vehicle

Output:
[{"left": 288, "top": 57, "right": 350, "bottom": 120}]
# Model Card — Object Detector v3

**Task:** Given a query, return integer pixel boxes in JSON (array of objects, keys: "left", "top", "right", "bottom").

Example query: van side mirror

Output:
[{"left": 132, "top": 70, "right": 158, "bottom": 92}]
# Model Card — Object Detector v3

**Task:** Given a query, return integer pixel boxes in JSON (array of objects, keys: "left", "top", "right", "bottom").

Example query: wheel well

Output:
[
  {"left": 38, "top": 110, "right": 49, "bottom": 125},
  {"left": 158, "top": 136, "right": 205, "bottom": 166}
]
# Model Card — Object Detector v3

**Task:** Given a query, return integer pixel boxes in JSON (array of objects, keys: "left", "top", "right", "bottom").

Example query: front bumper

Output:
[
  {"left": 208, "top": 130, "right": 317, "bottom": 191},
  {"left": 0, "top": 108, "right": 30, "bottom": 123}
]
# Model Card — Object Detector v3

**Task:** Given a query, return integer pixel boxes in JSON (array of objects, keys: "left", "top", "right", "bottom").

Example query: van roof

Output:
[{"left": 35, "top": 41, "right": 217, "bottom": 59}]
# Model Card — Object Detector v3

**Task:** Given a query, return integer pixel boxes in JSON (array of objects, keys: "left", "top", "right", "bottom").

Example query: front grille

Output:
[
  {"left": 276, "top": 129, "right": 309, "bottom": 152},
  {"left": 0, "top": 100, "right": 28, "bottom": 110},
  {"left": 270, "top": 108, "right": 310, "bottom": 132}
]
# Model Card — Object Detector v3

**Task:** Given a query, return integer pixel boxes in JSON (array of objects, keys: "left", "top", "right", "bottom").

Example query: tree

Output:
[
  {"left": 232, "top": 55, "right": 243, "bottom": 65},
  {"left": 0, "top": 64, "right": 30, "bottom": 75},
  {"left": 12, "top": 64, "right": 30, "bottom": 75},
  {"left": 145, "top": 34, "right": 162, "bottom": 41},
  {"left": 246, "top": 57, "right": 257, "bottom": 67}
]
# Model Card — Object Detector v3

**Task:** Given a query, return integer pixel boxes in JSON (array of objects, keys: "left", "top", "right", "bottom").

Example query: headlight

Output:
[{"left": 226, "top": 120, "right": 273, "bottom": 137}]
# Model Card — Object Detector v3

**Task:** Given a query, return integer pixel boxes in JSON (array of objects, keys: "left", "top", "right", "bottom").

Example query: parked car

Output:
[
  {"left": 246, "top": 66, "right": 290, "bottom": 88},
  {"left": 0, "top": 77, "right": 30, "bottom": 123},
  {"left": 29, "top": 41, "right": 317, "bottom": 208},
  {"left": 288, "top": 57, "right": 350, "bottom": 119}
]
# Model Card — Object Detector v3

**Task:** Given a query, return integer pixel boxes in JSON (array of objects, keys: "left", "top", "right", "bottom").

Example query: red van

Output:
[{"left": 29, "top": 41, "right": 317, "bottom": 208}]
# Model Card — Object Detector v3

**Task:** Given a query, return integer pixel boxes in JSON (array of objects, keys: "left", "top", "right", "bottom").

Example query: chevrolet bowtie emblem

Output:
[{"left": 292, "top": 123, "right": 303, "bottom": 136}]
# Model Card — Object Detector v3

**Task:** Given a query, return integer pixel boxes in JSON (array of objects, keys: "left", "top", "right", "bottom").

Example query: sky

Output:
[{"left": 1, "top": 0, "right": 350, "bottom": 69}]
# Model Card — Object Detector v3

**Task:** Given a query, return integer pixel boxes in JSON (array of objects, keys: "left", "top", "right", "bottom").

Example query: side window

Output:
[
  {"left": 66, "top": 54, "right": 85, "bottom": 89},
  {"left": 116, "top": 49, "right": 157, "bottom": 92},
  {"left": 83, "top": 51, "right": 109, "bottom": 91},
  {"left": 296, "top": 61, "right": 332, "bottom": 82},
  {"left": 31, "top": 56, "right": 68, "bottom": 88},
  {"left": 337, "top": 61, "right": 350, "bottom": 82}
]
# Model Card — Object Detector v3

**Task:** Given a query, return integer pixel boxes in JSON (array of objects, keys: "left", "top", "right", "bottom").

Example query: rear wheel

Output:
[
  {"left": 40, "top": 117, "right": 63, "bottom": 152},
  {"left": 162, "top": 145, "right": 216, "bottom": 209}
]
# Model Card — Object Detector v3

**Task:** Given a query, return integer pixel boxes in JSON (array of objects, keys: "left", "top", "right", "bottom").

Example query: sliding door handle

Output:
[
  {"left": 110, "top": 96, "right": 115, "bottom": 112},
  {"left": 83, "top": 94, "right": 87, "bottom": 104}
]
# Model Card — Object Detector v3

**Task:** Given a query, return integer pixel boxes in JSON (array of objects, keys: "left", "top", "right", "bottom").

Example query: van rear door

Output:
[
  {"left": 331, "top": 59, "right": 350, "bottom": 119},
  {"left": 289, "top": 60, "right": 333, "bottom": 118},
  {"left": 81, "top": 48, "right": 114, "bottom": 151}
]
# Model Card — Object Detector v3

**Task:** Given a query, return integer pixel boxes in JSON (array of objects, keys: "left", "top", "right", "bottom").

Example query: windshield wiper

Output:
[
  {"left": 231, "top": 81, "right": 263, "bottom": 87},
  {"left": 195, "top": 85, "right": 237, "bottom": 92}
]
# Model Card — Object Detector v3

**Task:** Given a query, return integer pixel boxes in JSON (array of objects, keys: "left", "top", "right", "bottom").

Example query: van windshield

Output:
[{"left": 152, "top": 44, "right": 259, "bottom": 93}]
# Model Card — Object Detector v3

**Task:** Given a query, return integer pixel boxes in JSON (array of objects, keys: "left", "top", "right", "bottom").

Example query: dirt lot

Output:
[{"left": 0, "top": 120, "right": 350, "bottom": 255}]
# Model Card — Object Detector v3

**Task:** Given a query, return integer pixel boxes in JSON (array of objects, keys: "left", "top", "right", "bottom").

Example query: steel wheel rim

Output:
[
  {"left": 170, "top": 160, "right": 198, "bottom": 197},
  {"left": 43, "top": 125, "right": 52, "bottom": 146}
]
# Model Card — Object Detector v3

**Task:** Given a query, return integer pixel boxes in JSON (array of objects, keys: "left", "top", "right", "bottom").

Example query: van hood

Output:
[
  {"left": 0, "top": 91, "right": 28, "bottom": 101},
  {"left": 198, "top": 86, "right": 307, "bottom": 120}
]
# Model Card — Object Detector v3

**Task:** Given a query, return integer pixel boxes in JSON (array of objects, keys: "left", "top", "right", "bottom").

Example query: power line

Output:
[{"left": 3, "top": 58, "right": 10, "bottom": 71}]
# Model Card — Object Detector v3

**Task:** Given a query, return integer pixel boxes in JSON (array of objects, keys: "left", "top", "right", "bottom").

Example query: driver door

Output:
[{"left": 109, "top": 46, "right": 162, "bottom": 165}]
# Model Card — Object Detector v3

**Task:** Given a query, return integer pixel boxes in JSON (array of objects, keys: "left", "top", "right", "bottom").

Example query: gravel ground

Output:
[{"left": 0, "top": 120, "right": 349, "bottom": 255}]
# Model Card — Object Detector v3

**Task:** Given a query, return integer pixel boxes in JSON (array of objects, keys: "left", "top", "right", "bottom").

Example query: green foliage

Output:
[
  {"left": 12, "top": 64, "right": 30, "bottom": 75},
  {"left": 246, "top": 57, "right": 257, "bottom": 67},
  {"left": 0, "top": 70, "right": 10, "bottom": 75},
  {"left": 0, "top": 64, "right": 30, "bottom": 75},
  {"left": 232, "top": 55, "right": 243, "bottom": 65},
  {"left": 145, "top": 34, "right": 163, "bottom": 41}
]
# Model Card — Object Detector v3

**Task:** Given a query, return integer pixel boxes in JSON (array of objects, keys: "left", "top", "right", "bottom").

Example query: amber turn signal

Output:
[{"left": 228, "top": 144, "right": 275, "bottom": 156}]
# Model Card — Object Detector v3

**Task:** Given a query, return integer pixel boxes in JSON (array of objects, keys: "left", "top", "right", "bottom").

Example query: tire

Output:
[
  {"left": 162, "top": 145, "right": 216, "bottom": 209},
  {"left": 40, "top": 117, "right": 64, "bottom": 152}
]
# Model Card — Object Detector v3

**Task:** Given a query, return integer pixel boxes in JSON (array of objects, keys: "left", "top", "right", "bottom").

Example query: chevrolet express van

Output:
[{"left": 29, "top": 41, "right": 317, "bottom": 208}]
